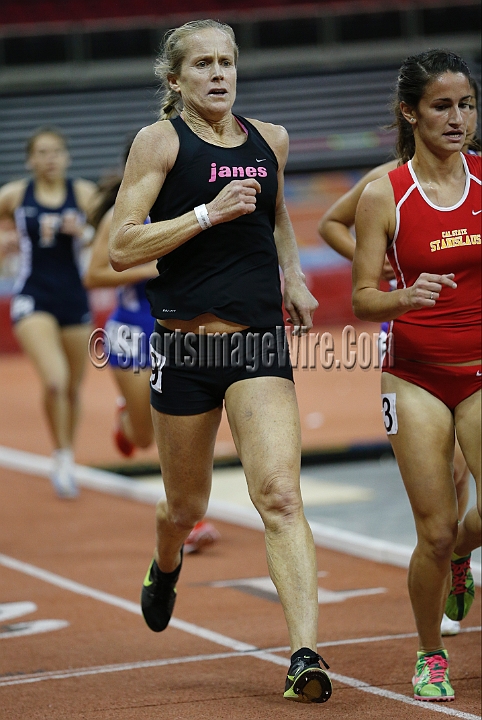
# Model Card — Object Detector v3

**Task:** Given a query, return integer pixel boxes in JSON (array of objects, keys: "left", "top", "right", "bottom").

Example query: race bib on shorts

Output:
[
  {"left": 150, "top": 345, "right": 166, "bottom": 394},
  {"left": 10, "top": 294, "right": 35, "bottom": 322},
  {"left": 381, "top": 392, "right": 398, "bottom": 435}
]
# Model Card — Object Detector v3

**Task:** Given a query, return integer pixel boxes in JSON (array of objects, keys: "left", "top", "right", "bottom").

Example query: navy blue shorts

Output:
[
  {"left": 10, "top": 292, "right": 91, "bottom": 327},
  {"left": 149, "top": 323, "right": 293, "bottom": 415}
]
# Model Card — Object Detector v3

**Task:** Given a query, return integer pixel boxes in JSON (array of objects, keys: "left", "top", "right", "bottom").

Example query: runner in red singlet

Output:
[{"left": 352, "top": 50, "right": 481, "bottom": 702}]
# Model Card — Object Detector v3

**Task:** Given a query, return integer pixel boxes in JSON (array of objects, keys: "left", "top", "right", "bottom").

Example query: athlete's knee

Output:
[
  {"left": 418, "top": 521, "right": 458, "bottom": 561},
  {"left": 156, "top": 495, "right": 207, "bottom": 531},
  {"left": 250, "top": 471, "right": 303, "bottom": 526}
]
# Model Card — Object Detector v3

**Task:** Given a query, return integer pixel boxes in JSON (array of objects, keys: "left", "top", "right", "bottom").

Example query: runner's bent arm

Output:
[
  {"left": 85, "top": 207, "right": 158, "bottom": 288},
  {"left": 319, "top": 160, "right": 397, "bottom": 278},
  {"left": 352, "top": 177, "right": 457, "bottom": 321},
  {"left": 0, "top": 181, "right": 25, "bottom": 254},
  {"left": 109, "top": 122, "right": 263, "bottom": 271}
]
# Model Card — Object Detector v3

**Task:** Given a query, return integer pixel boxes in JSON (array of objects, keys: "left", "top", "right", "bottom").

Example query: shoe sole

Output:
[
  {"left": 284, "top": 669, "right": 332, "bottom": 703},
  {"left": 445, "top": 562, "right": 475, "bottom": 621}
]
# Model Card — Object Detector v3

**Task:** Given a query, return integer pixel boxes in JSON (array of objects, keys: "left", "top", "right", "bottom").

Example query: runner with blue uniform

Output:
[
  {"left": 85, "top": 175, "right": 220, "bottom": 552},
  {"left": 85, "top": 176, "right": 157, "bottom": 457},
  {"left": 105, "top": 275, "right": 153, "bottom": 372}
]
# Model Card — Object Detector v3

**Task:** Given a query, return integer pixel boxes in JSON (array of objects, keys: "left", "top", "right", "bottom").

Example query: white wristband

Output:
[{"left": 194, "top": 204, "right": 212, "bottom": 230}]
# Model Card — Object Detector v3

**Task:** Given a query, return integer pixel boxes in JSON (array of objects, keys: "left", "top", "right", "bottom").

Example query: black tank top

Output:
[{"left": 145, "top": 115, "right": 284, "bottom": 327}]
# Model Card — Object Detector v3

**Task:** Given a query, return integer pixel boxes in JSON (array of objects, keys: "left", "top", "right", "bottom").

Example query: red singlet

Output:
[{"left": 385, "top": 153, "right": 481, "bottom": 365}]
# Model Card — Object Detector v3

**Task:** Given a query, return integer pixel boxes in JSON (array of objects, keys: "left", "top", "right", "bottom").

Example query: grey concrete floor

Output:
[{"left": 301, "top": 457, "right": 481, "bottom": 565}]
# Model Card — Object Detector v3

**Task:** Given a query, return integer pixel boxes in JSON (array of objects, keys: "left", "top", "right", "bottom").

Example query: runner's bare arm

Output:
[
  {"left": 353, "top": 177, "right": 457, "bottom": 321},
  {"left": 0, "top": 181, "right": 26, "bottom": 220},
  {"left": 74, "top": 179, "right": 99, "bottom": 215},
  {"left": 109, "top": 122, "right": 263, "bottom": 271},
  {"left": 319, "top": 161, "right": 397, "bottom": 280},
  {"left": 0, "top": 181, "right": 26, "bottom": 254},
  {"left": 84, "top": 207, "right": 158, "bottom": 288},
  {"left": 250, "top": 120, "right": 318, "bottom": 330}
]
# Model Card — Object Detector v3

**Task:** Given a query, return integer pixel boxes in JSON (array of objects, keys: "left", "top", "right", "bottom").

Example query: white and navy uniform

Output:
[{"left": 11, "top": 179, "right": 91, "bottom": 326}]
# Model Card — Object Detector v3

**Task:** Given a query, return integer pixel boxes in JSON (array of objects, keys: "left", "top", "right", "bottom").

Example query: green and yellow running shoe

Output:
[
  {"left": 283, "top": 651, "right": 332, "bottom": 703},
  {"left": 445, "top": 554, "right": 475, "bottom": 622},
  {"left": 412, "top": 649, "right": 454, "bottom": 702},
  {"left": 140, "top": 552, "right": 182, "bottom": 632}
]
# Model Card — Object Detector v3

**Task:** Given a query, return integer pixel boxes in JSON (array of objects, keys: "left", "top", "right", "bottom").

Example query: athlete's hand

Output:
[
  {"left": 206, "top": 179, "right": 261, "bottom": 224},
  {"left": 61, "top": 210, "right": 85, "bottom": 238},
  {"left": 284, "top": 276, "right": 319, "bottom": 333},
  {"left": 406, "top": 272, "right": 457, "bottom": 309}
]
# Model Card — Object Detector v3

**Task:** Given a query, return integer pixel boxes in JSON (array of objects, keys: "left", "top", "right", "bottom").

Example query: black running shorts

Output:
[{"left": 149, "top": 322, "right": 293, "bottom": 415}]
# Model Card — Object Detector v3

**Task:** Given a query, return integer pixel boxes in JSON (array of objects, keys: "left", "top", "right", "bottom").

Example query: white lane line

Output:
[
  {"left": 0, "top": 620, "right": 70, "bottom": 639},
  {"left": 0, "top": 651, "right": 243, "bottom": 687},
  {"left": 0, "top": 445, "right": 481, "bottom": 584},
  {"left": 266, "top": 626, "right": 481, "bottom": 653},
  {"left": 2, "top": 629, "right": 481, "bottom": 688},
  {"left": 1, "top": 653, "right": 481, "bottom": 719},
  {"left": 0, "top": 553, "right": 254, "bottom": 654},
  {"left": 0, "top": 445, "right": 159, "bottom": 504},
  {"left": 0, "top": 601, "right": 37, "bottom": 622},
  {"left": 329, "top": 672, "right": 482, "bottom": 720},
  {"left": 1, "top": 553, "right": 480, "bottom": 718}
]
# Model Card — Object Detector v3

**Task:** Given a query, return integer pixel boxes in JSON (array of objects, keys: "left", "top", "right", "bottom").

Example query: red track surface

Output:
[
  {"left": 0, "top": 468, "right": 481, "bottom": 719},
  {"left": 0, "top": 337, "right": 480, "bottom": 719}
]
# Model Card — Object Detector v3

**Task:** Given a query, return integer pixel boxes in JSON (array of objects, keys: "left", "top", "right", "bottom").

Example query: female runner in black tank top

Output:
[
  {"left": 109, "top": 20, "right": 332, "bottom": 704},
  {"left": 0, "top": 127, "right": 97, "bottom": 499}
]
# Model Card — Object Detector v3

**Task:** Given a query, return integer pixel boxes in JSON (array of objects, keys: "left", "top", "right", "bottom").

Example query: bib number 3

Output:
[{"left": 381, "top": 392, "right": 398, "bottom": 435}]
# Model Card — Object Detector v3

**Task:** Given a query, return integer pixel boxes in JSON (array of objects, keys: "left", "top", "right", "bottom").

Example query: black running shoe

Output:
[
  {"left": 140, "top": 552, "right": 183, "bottom": 632},
  {"left": 283, "top": 651, "right": 332, "bottom": 703}
]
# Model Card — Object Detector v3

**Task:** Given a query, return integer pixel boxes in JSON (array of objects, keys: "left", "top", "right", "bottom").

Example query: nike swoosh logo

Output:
[
  {"left": 256, "top": 158, "right": 266, "bottom": 162},
  {"left": 473, "top": 210, "right": 482, "bottom": 215},
  {"left": 143, "top": 564, "right": 154, "bottom": 587}
]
